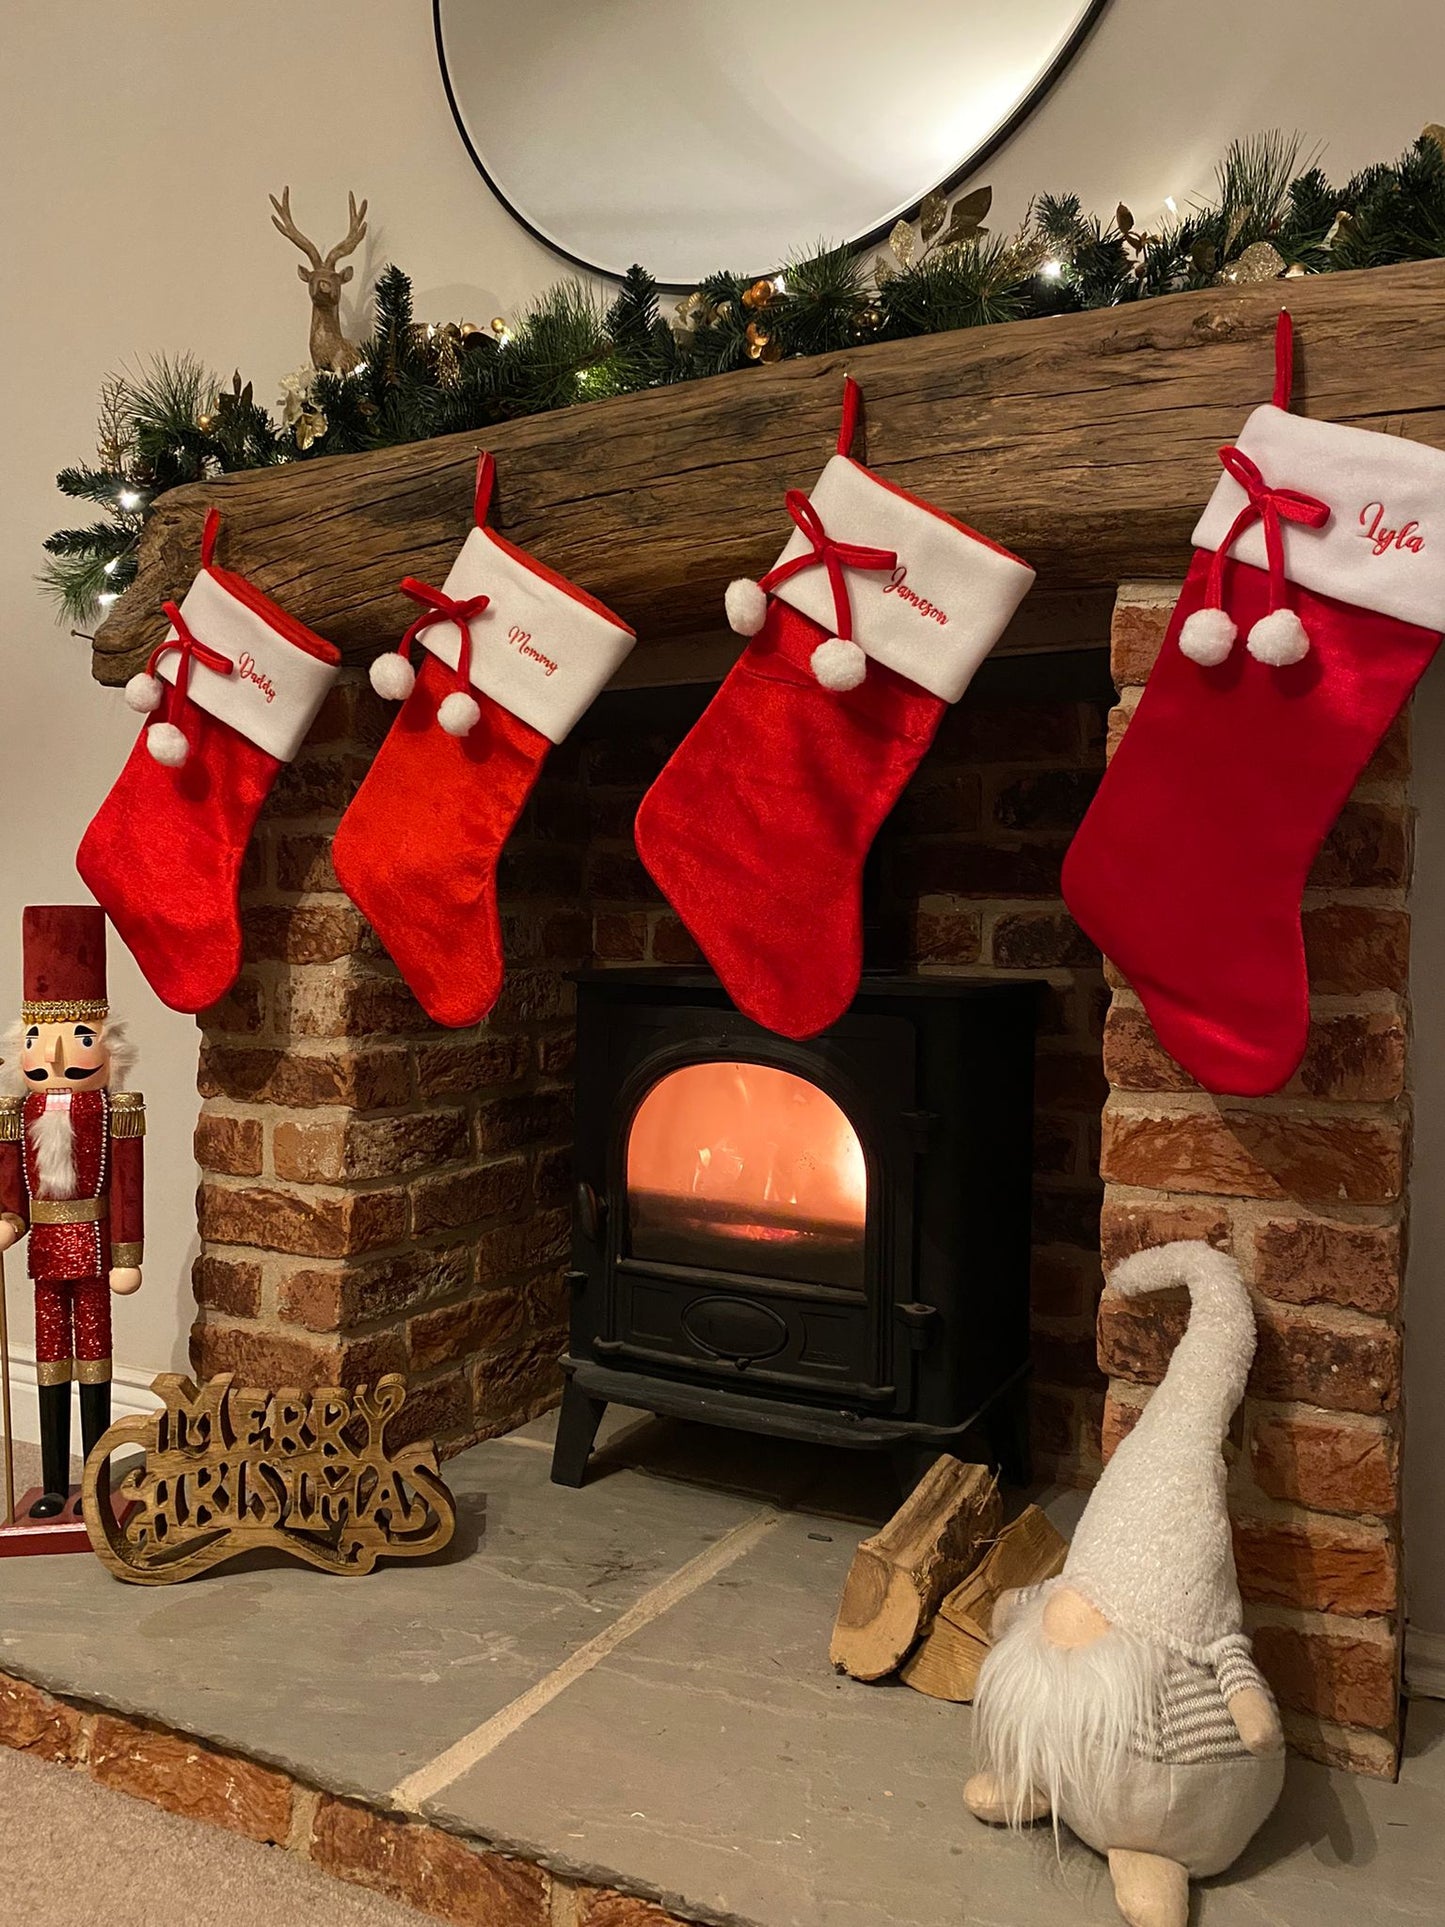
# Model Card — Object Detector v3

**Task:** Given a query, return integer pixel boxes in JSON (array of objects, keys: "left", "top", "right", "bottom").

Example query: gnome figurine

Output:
[
  {"left": 965, "top": 1241, "right": 1284, "bottom": 1927},
  {"left": 0, "top": 907, "right": 144, "bottom": 1517}
]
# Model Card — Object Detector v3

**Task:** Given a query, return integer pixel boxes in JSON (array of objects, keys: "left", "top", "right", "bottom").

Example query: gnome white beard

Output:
[
  {"left": 973, "top": 1585, "right": 1167, "bottom": 1826},
  {"left": 29, "top": 1101, "right": 77, "bottom": 1198}
]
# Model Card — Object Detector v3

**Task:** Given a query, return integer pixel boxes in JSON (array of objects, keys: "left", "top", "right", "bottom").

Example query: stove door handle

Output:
[{"left": 577, "top": 1180, "right": 608, "bottom": 1244}]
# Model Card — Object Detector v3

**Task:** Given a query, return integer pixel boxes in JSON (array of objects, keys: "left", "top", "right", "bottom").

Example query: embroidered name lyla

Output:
[
  {"left": 237, "top": 651, "right": 278, "bottom": 704},
  {"left": 1359, "top": 502, "right": 1425, "bottom": 557},
  {"left": 882, "top": 565, "right": 949, "bottom": 625}
]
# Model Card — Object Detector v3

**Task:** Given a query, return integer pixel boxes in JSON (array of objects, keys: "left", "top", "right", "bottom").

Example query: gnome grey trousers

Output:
[{"left": 1059, "top": 1749, "right": 1286, "bottom": 1878}]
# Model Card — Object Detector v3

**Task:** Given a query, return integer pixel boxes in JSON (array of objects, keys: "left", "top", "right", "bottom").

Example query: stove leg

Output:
[
  {"left": 984, "top": 1380, "right": 1033, "bottom": 1488},
  {"left": 551, "top": 1380, "right": 607, "bottom": 1488}
]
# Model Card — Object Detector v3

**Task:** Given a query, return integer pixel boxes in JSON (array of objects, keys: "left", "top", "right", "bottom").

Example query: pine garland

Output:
[{"left": 44, "top": 129, "right": 1445, "bottom": 627}]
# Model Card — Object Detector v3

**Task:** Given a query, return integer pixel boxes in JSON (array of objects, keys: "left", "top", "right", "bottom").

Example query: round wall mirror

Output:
[{"left": 434, "top": 1, "right": 1108, "bottom": 288}]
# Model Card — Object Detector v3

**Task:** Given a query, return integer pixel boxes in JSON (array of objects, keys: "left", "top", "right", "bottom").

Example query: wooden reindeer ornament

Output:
[{"left": 269, "top": 186, "right": 369, "bottom": 373}]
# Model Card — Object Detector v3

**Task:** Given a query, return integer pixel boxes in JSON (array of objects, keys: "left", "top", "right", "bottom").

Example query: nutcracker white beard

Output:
[
  {"left": 973, "top": 1583, "right": 1165, "bottom": 1827},
  {"left": 29, "top": 1102, "right": 77, "bottom": 1198}
]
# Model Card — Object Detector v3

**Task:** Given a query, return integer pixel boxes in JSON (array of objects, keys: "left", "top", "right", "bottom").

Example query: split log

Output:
[
  {"left": 899, "top": 1503, "right": 1067, "bottom": 1703},
  {"left": 829, "top": 1457, "right": 1000, "bottom": 1681},
  {"left": 91, "top": 258, "right": 1445, "bottom": 685}
]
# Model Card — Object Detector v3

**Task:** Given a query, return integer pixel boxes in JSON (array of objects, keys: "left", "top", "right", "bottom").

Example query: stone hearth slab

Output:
[{"left": 1, "top": 1416, "right": 1441, "bottom": 1927}]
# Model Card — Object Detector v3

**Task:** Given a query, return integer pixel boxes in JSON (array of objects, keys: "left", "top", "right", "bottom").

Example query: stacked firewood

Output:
[{"left": 829, "top": 1456, "right": 1066, "bottom": 1697}]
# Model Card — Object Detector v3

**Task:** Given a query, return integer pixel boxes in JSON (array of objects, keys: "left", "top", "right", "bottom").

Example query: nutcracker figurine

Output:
[{"left": 0, "top": 906, "right": 144, "bottom": 1519}]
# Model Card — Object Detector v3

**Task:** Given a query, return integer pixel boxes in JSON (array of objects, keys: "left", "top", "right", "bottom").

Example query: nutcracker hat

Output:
[
  {"left": 1061, "top": 1240, "right": 1256, "bottom": 1660},
  {"left": 22, "top": 904, "right": 109, "bottom": 1024}
]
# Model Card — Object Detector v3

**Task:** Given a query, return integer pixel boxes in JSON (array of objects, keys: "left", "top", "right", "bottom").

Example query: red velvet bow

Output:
[
  {"left": 1203, "top": 444, "right": 1331, "bottom": 616},
  {"left": 757, "top": 491, "right": 897, "bottom": 642},
  {"left": 149, "top": 600, "right": 235, "bottom": 745},
  {"left": 398, "top": 576, "right": 492, "bottom": 683}
]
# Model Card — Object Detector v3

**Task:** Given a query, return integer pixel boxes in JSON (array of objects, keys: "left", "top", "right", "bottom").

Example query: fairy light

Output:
[
  {"left": 772, "top": 273, "right": 788, "bottom": 295},
  {"left": 117, "top": 488, "right": 142, "bottom": 511},
  {"left": 1040, "top": 258, "right": 1064, "bottom": 280},
  {"left": 103, "top": 558, "right": 119, "bottom": 574},
  {"left": 1165, "top": 196, "right": 1179, "bottom": 215},
  {"left": 97, "top": 591, "right": 118, "bottom": 609}
]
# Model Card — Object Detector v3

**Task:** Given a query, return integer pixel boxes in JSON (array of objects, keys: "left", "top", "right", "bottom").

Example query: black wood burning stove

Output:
[{"left": 551, "top": 970, "right": 1040, "bottom": 1488}]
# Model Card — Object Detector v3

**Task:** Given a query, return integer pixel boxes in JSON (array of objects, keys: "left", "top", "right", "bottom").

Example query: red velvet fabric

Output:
[
  {"left": 111, "top": 1128, "right": 144, "bottom": 1251},
  {"left": 1062, "top": 552, "right": 1440, "bottom": 1095},
  {"left": 22, "top": 906, "right": 107, "bottom": 1005},
  {"left": 635, "top": 597, "right": 945, "bottom": 1039},
  {"left": 333, "top": 650, "right": 551, "bottom": 1027},
  {"left": 78, "top": 709, "right": 285, "bottom": 1014}
]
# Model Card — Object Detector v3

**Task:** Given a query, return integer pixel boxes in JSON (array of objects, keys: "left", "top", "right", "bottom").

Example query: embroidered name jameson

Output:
[
  {"left": 882, "top": 566, "right": 949, "bottom": 625},
  {"left": 1359, "top": 502, "right": 1425, "bottom": 556}
]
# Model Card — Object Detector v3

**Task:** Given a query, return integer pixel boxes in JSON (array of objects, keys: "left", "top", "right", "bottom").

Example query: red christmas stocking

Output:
[
  {"left": 78, "top": 510, "right": 341, "bottom": 1013},
  {"left": 1063, "top": 313, "right": 1445, "bottom": 1096},
  {"left": 333, "top": 455, "right": 635, "bottom": 1027},
  {"left": 635, "top": 379, "right": 1035, "bottom": 1038}
]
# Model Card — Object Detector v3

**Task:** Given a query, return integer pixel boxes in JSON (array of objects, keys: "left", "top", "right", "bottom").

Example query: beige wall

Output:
[{"left": 1, "top": 0, "right": 1442, "bottom": 1654}]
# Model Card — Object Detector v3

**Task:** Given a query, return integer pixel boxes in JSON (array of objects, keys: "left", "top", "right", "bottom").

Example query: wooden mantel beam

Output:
[{"left": 92, "top": 260, "right": 1445, "bottom": 685}]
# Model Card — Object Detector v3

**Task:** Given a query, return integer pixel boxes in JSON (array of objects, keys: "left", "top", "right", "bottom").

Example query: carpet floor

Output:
[{"left": 0, "top": 1745, "right": 432, "bottom": 1927}]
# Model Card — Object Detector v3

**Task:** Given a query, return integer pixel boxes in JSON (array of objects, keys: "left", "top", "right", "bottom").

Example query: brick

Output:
[
  {"left": 286, "top": 968, "right": 429, "bottom": 1039},
  {"left": 911, "top": 904, "right": 983, "bottom": 965},
  {"left": 892, "top": 771, "right": 982, "bottom": 835},
  {"left": 1032, "top": 1183, "right": 1104, "bottom": 1251},
  {"left": 1031, "top": 1328, "right": 1105, "bottom": 1391},
  {"left": 1100, "top": 1291, "right": 1401, "bottom": 1414},
  {"left": 1099, "top": 1105, "right": 1405, "bottom": 1204},
  {"left": 393, "top": 1368, "right": 474, "bottom": 1446},
  {"left": 1104, "top": 1004, "right": 1407, "bottom": 1103},
  {"left": 1035, "top": 1050, "right": 1109, "bottom": 1111},
  {"left": 1302, "top": 903, "right": 1410, "bottom": 995},
  {"left": 489, "top": 970, "right": 574, "bottom": 1027},
  {"left": 278, "top": 1244, "right": 476, "bottom": 1332},
  {"left": 1281, "top": 1707, "right": 1397, "bottom": 1777},
  {"left": 190, "top": 1323, "right": 341, "bottom": 1389},
  {"left": 335, "top": 1329, "right": 411, "bottom": 1383},
  {"left": 498, "top": 842, "right": 584, "bottom": 899},
  {"left": 192, "top": 1253, "right": 263, "bottom": 1319},
  {"left": 1251, "top": 1306, "right": 1401, "bottom": 1415},
  {"left": 891, "top": 838, "right": 1070, "bottom": 900},
  {"left": 410, "top": 1159, "right": 530, "bottom": 1236},
  {"left": 475, "top": 1090, "right": 572, "bottom": 1156},
  {"left": 1232, "top": 1515, "right": 1397, "bottom": 1616},
  {"left": 0, "top": 1674, "right": 86, "bottom": 1764},
  {"left": 410, "top": 1291, "right": 527, "bottom": 1372},
  {"left": 89, "top": 1715, "right": 292, "bottom": 1843},
  {"left": 276, "top": 1111, "right": 471, "bottom": 1185},
  {"left": 537, "top": 1030, "right": 576, "bottom": 1077},
  {"left": 198, "top": 972, "right": 267, "bottom": 1036},
  {"left": 1033, "top": 1116, "right": 1078, "bottom": 1176},
  {"left": 274, "top": 830, "right": 341, "bottom": 894},
  {"left": 989, "top": 911, "right": 1098, "bottom": 970},
  {"left": 199, "top": 1044, "right": 412, "bottom": 1110},
  {"left": 1110, "top": 593, "right": 1176, "bottom": 685},
  {"left": 586, "top": 849, "right": 656, "bottom": 904},
  {"left": 1099, "top": 1199, "right": 1232, "bottom": 1271},
  {"left": 199, "top": 1183, "right": 408, "bottom": 1258},
  {"left": 1029, "top": 1384, "right": 1079, "bottom": 1460},
  {"left": 991, "top": 770, "right": 1099, "bottom": 832},
  {"left": 1249, "top": 1412, "right": 1398, "bottom": 1515},
  {"left": 267, "top": 751, "right": 364, "bottom": 816},
  {"left": 1310, "top": 801, "right": 1410, "bottom": 890},
  {"left": 937, "top": 699, "right": 1083, "bottom": 764},
  {"left": 585, "top": 735, "right": 672, "bottom": 788},
  {"left": 244, "top": 902, "right": 371, "bottom": 964},
  {"left": 1361, "top": 707, "right": 1410, "bottom": 781},
  {"left": 310, "top": 1794, "right": 547, "bottom": 1926},
  {"left": 272, "top": 1118, "right": 347, "bottom": 1183},
  {"left": 593, "top": 912, "right": 648, "bottom": 962},
  {"left": 194, "top": 1111, "right": 264, "bottom": 1177},
  {"left": 576, "top": 1888, "right": 693, "bottom": 1927},
  {"left": 1252, "top": 1624, "right": 1398, "bottom": 1728},
  {"left": 649, "top": 915, "right": 702, "bottom": 965},
  {"left": 1100, "top": 1387, "right": 1147, "bottom": 1462},
  {"left": 1251, "top": 1216, "right": 1402, "bottom": 1315},
  {"left": 476, "top": 1211, "right": 572, "bottom": 1284},
  {"left": 414, "top": 1034, "right": 531, "bottom": 1099},
  {"left": 1031, "top": 1245, "right": 1099, "bottom": 1319},
  {"left": 472, "top": 1329, "right": 566, "bottom": 1430}
]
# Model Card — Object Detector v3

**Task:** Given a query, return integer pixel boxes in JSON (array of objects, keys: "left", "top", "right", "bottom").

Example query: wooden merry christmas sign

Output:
[{"left": 81, "top": 1371, "right": 456, "bottom": 1584}]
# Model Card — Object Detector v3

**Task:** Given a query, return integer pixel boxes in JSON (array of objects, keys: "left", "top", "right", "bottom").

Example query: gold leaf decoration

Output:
[
  {"left": 1116, "top": 202, "right": 1135, "bottom": 235},
  {"left": 1222, "top": 203, "right": 1253, "bottom": 254},
  {"left": 888, "top": 219, "right": 915, "bottom": 269},
  {"left": 919, "top": 190, "right": 948, "bottom": 241},
  {"left": 1423, "top": 123, "right": 1445, "bottom": 158},
  {"left": 943, "top": 185, "right": 993, "bottom": 245},
  {"left": 1219, "top": 239, "right": 1287, "bottom": 284},
  {"left": 872, "top": 254, "right": 896, "bottom": 286}
]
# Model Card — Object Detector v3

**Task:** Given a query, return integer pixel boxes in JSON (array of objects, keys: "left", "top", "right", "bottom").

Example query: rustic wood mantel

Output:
[{"left": 92, "top": 259, "right": 1445, "bottom": 686}]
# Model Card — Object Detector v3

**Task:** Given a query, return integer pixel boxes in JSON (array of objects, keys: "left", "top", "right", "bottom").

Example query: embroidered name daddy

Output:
[
  {"left": 881, "top": 565, "right": 949, "bottom": 625},
  {"left": 236, "top": 651, "right": 278, "bottom": 704},
  {"left": 1359, "top": 502, "right": 1425, "bottom": 557}
]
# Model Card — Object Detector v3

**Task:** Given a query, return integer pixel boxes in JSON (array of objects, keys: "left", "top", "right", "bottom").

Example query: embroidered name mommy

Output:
[
  {"left": 1359, "top": 502, "right": 1425, "bottom": 556},
  {"left": 881, "top": 565, "right": 949, "bottom": 625},
  {"left": 237, "top": 652, "right": 278, "bottom": 703},
  {"left": 505, "top": 623, "right": 558, "bottom": 677}
]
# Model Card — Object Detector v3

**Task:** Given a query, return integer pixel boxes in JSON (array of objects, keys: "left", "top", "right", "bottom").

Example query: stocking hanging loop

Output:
[
  {"left": 200, "top": 506, "right": 221, "bottom": 568},
  {"left": 836, "top": 376, "right": 862, "bottom": 458},
  {"left": 1272, "top": 309, "right": 1294, "bottom": 412},
  {"left": 474, "top": 451, "right": 497, "bottom": 528}
]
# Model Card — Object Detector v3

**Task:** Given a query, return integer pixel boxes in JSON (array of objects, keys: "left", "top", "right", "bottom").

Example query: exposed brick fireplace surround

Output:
[{"left": 190, "top": 583, "right": 1410, "bottom": 1779}]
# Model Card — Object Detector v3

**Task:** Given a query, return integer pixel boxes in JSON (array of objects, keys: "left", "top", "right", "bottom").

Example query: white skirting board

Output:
[
  {"left": 2, "top": 1350, "right": 164, "bottom": 1445},
  {"left": 1408, "top": 1627, "right": 1445, "bottom": 1701}
]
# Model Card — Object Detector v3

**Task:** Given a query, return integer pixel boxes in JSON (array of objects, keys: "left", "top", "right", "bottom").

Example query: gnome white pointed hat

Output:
[{"left": 1063, "top": 1241, "right": 1256, "bottom": 1660}]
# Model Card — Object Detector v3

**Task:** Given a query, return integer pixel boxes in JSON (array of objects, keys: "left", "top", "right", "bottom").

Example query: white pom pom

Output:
[
  {"left": 437, "top": 690, "right": 482, "bottom": 737},
  {"left": 1247, "top": 607, "right": 1310, "bottom": 667},
  {"left": 1178, "top": 606, "right": 1237, "bottom": 666},
  {"left": 810, "top": 637, "right": 868, "bottom": 692},
  {"left": 369, "top": 651, "right": 416, "bottom": 701},
  {"left": 145, "top": 721, "right": 190, "bottom": 767},
  {"left": 725, "top": 578, "right": 769, "bottom": 637},
  {"left": 124, "top": 672, "right": 165, "bottom": 714}
]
